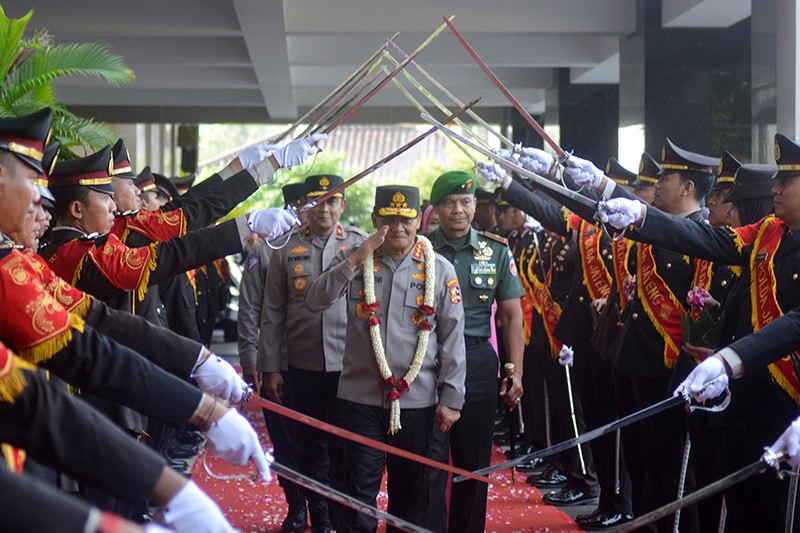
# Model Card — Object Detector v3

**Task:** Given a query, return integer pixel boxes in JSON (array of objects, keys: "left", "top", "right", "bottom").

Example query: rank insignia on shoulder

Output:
[{"left": 482, "top": 231, "right": 508, "bottom": 245}]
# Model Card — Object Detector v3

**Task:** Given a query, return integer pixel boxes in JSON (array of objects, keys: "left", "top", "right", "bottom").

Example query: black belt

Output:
[{"left": 464, "top": 336, "right": 489, "bottom": 347}]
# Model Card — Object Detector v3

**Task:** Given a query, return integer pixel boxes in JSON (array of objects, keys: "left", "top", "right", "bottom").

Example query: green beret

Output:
[{"left": 429, "top": 170, "right": 476, "bottom": 205}]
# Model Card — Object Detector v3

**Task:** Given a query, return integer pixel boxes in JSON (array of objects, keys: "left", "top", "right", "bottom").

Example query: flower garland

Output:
[{"left": 363, "top": 235, "right": 436, "bottom": 434}]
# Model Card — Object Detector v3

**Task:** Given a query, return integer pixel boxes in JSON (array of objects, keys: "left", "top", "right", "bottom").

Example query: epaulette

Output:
[{"left": 482, "top": 231, "right": 508, "bottom": 245}]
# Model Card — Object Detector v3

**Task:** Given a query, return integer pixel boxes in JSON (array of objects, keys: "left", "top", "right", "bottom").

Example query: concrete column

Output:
[{"left": 776, "top": 0, "right": 800, "bottom": 140}]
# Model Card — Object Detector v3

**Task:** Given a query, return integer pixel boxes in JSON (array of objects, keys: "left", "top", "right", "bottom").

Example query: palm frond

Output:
[
  {"left": 0, "top": 6, "right": 33, "bottom": 81},
  {"left": 51, "top": 109, "right": 117, "bottom": 159},
  {"left": 2, "top": 42, "right": 134, "bottom": 105}
]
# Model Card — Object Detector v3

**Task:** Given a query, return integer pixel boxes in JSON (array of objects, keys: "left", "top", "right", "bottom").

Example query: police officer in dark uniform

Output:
[{"left": 427, "top": 170, "right": 524, "bottom": 533}]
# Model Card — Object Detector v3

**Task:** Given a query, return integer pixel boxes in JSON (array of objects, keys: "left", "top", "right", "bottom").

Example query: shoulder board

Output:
[
  {"left": 346, "top": 225, "right": 368, "bottom": 237},
  {"left": 482, "top": 231, "right": 508, "bottom": 245}
]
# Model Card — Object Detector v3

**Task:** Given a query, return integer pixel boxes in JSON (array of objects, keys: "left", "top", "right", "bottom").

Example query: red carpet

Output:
[{"left": 193, "top": 402, "right": 581, "bottom": 532}]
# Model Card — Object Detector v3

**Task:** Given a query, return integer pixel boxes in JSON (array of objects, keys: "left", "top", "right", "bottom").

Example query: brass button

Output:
[
  {"left": 721, "top": 280, "right": 727, "bottom": 287},
  {"left": 578, "top": 296, "right": 585, "bottom": 303},
  {"left": 632, "top": 312, "right": 639, "bottom": 320},
  {"left": 475, "top": 277, "right": 482, "bottom": 285},
  {"left": 794, "top": 273, "right": 799, "bottom": 281},
  {"left": 666, "top": 263, "right": 672, "bottom": 269}
]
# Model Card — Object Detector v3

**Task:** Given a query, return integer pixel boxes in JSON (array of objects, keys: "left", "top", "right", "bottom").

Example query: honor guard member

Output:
[
  {"left": 0, "top": 341, "right": 237, "bottom": 532},
  {"left": 241, "top": 181, "right": 309, "bottom": 533},
  {"left": 260, "top": 174, "right": 366, "bottom": 532},
  {"left": 610, "top": 143, "right": 800, "bottom": 529},
  {"left": 706, "top": 151, "right": 742, "bottom": 227},
  {"left": 305, "top": 185, "right": 466, "bottom": 533},
  {"left": 568, "top": 139, "right": 720, "bottom": 531},
  {"left": 473, "top": 187, "right": 498, "bottom": 231},
  {"left": 427, "top": 170, "right": 524, "bottom": 533},
  {"left": 480, "top": 158, "right": 628, "bottom": 525}
]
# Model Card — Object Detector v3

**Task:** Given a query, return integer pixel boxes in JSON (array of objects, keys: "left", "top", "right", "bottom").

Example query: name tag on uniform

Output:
[
  {"left": 470, "top": 262, "right": 496, "bottom": 275},
  {"left": 755, "top": 253, "right": 769, "bottom": 262}
]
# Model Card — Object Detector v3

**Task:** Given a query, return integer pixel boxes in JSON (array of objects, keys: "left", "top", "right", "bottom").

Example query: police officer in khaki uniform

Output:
[
  {"left": 240, "top": 182, "right": 309, "bottom": 532},
  {"left": 259, "top": 174, "right": 366, "bottom": 532},
  {"left": 426, "top": 171, "right": 525, "bottom": 533},
  {"left": 305, "top": 185, "right": 466, "bottom": 533}
]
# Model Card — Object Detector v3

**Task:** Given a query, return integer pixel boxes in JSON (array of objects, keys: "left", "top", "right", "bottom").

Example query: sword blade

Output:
[
  {"left": 453, "top": 394, "right": 684, "bottom": 482},
  {"left": 420, "top": 114, "right": 597, "bottom": 212},
  {"left": 273, "top": 36, "right": 397, "bottom": 143},
  {"left": 298, "top": 98, "right": 480, "bottom": 213},
  {"left": 321, "top": 17, "right": 453, "bottom": 135},
  {"left": 248, "top": 393, "right": 492, "bottom": 484},
  {"left": 617, "top": 458, "right": 773, "bottom": 533},
  {"left": 269, "top": 461, "right": 431, "bottom": 533},
  {"left": 442, "top": 17, "right": 566, "bottom": 159}
]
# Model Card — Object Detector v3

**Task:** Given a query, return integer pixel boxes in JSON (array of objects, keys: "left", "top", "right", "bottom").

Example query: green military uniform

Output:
[{"left": 427, "top": 171, "right": 524, "bottom": 533}]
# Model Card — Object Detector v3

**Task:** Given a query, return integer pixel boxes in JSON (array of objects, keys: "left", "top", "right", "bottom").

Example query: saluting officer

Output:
[
  {"left": 259, "top": 174, "right": 366, "bottom": 532},
  {"left": 426, "top": 170, "right": 524, "bottom": 533},
  {"left": 305, "top": 185, "right": 466, "bottom": 533}
]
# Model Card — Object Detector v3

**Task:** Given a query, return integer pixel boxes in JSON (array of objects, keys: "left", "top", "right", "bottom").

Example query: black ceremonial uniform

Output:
[{"left": 504, "top": 180, "right": 629, "bottom": 515}]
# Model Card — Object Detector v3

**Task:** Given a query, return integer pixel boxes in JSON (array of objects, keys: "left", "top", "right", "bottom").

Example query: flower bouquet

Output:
[{"left": 681, "top": 286, "right": 725, "bottom": 350}]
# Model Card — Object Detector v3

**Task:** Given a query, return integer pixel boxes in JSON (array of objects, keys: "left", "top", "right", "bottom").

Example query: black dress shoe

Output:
[
  {"left": 175, "top": 428, "right": 204, "bottom": 445},
  {"left": 493, "top": 433, "right": 524, "bottom": 447},
  {"left": 576, "top": 507, "right": 602, "bottom": 522},
  {"left": 517, "top": 457, "right": 548, "bottom": 473},
  {"left": 530, "top": 467, "right": 568, "bottom": 488},
  {"left": 577, "top": 510, "right": 634, "bottom": 530},
  {"left": 280, "top": 504, "right": 308, "bottom": 532},
  {"left": 542, "top": 487, "right": 599, "bottom": 506},
  {"left": 165, "top": 444, "right": 199, "bottom": 460},
  {"left": 164, "top": 456, "right": 188, "bottom": 470}
]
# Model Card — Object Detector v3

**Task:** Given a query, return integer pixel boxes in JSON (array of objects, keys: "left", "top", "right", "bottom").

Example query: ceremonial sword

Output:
[
  {"left": 420, "top": 114, "right": 596, "bottom": 212},
  {"left": 616, "top": 449, "right": 786, "bottom": 532},
  {"left": 245, "top": 392, "right": 492, "bottom": 484},
  {"left": 442, "top": 17, "right": 567, "bottom": 161},
  {"left": 265, "top": 98, "right": 480, "bottom": 250},
  {"left": 452, "top": 383, "right": 730, "bottom": 482},
  {"left": 314, "top": 16, "right": 455, "bottom": 136},
  {"left": 272, "top": 35, "right": 397, "bottom": 143},
  {"left": 201, "top": 452, "right": 431, "bottom": 533}
]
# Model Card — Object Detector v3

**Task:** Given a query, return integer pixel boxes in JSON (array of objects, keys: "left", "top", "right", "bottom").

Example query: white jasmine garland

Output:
[{"left": 363, "top": 235, "right": 436, "bottom": 434}]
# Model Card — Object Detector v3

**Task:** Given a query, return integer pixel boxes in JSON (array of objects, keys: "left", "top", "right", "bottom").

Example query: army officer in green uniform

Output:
[{"left": 427, "top": 170, "right": 525, "bottom": 533}]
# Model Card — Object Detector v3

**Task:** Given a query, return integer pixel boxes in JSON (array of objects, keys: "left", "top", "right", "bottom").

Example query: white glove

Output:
[
  {"left": 237, "top": 143, "right": 279, "bottom": 170},
  {"left": 596, "top": 198, "right": 644, "bottom": 229},
  {"left": 769, "top": 417, "right": 800, "bottom": 467},
  {"left": 516, "top": 145, "right": 554, "bottom": 175},
  {"left": 206, "top": 409, "right": 273, "bottom": 481},
  {"left": 524, "top": 215, "right": 542, "bottom": 231},
  {"left": 558, "top": 345, "right": 574, "bottom": 367},
  {"left": 191, "top": 354, "right": 249, "bottom": 403},
  {"left": 248, "top": 208, "right": 300, "bottom": 239},
  {"left": 565, "top": 155, "right": 604, "bottom": 188},
  {"left": 145, "top": 525, "right": 177, "bottom": 533},
  {"left": 673, "top": 356, "right": 729, "bottom": 402},
  {"left": 475, "top": 161, "right": 509, "bottom": 187},
  {"left": 162, "top": 481, "right": 234, "bottom": 533},
  {"left": 272, "top": 133, "right": 327, "bottom": 168}
]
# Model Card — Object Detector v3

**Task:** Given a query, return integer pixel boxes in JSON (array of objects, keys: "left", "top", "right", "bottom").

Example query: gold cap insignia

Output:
[
  {"left": 319, "top": 176, "right": 330, "bottom": 189},
  {"left": 775, "top": 139, "right": 781, "bottom": 162},
  {"left": 638, "top": 159, "right": 644, "bottom": 174},
  {"left": 718, "top": 159, "right": 723, "bottom": 175}
]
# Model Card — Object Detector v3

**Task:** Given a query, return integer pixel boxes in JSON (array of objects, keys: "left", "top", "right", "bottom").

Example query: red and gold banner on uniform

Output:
[
  {"left": 527, "top": 252, "right": 562, "bottom": 358},
  {"left": 690, "top": 258, "right": 714, "bottom": 319},
  {"left": 0, "top": 251, "right": 85, "bottom": 363},
  {"left": 637, "top": 244, "right": 685, "bottom": 368},
  {"left": 749, "top": 215, "right": 800, "bottom": 404},
  {"left": 0, "top": 341, "right": 34, "bottom": 404},
  {"left": 577, "top": 220, "right": 612, "bottom": 302},
  {"left": 612, "top": 239, "right": 634, "bottom": 309},
  {"left": 49, "top": 234, "right": 157, "bottom": 302},
  {"left": 517, "top": 247, "right": 535, "bottom": 345},
  {"left": 23, "top": 250, "right": 92, "bottom": 317},
  {"left": 111, "top": 209, "right": 187, "bottom": 243}
]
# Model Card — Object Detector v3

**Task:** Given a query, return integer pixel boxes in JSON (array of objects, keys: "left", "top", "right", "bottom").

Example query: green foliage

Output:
[{"left": 0, "top": 4, "right": 135, "bottom": 157}]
